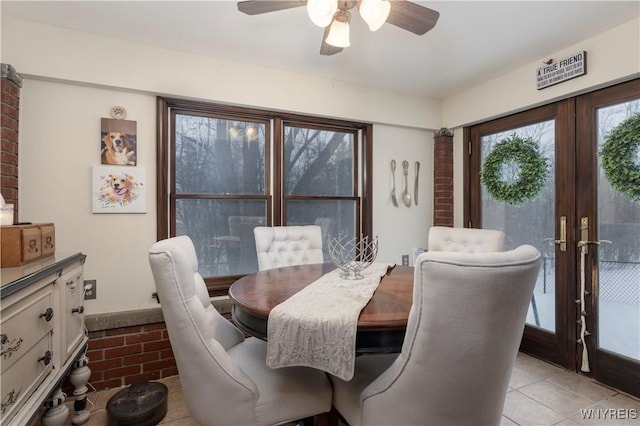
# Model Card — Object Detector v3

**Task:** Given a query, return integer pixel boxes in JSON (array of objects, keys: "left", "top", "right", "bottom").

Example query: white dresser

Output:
[{"left": 1, "top": 253, "right": 90, "bottom": 426}]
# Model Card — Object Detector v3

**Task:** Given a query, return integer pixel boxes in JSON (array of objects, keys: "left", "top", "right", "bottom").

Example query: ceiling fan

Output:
[{"left": 237, "top": 0, "right": 440, "bottom": 56}]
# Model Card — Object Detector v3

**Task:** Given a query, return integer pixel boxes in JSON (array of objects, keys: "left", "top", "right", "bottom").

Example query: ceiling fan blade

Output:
[
  {"left": 386, "top": 0, "right": 439, "bottom": 35},
  {"left": 237, "top": 0, "right": 306, "bottom": 15},
  {"left": 320, "top": 25, "right": 343, "bottom": 56}
]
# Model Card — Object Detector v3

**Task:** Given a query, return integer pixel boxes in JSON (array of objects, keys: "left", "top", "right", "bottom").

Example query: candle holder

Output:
[{"left": 328, "top": 234, "right": 378, "bottom": 280}]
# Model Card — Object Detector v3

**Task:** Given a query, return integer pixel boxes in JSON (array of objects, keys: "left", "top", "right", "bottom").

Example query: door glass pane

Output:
[
  {"left": 175, "top": 114, "right": 266, "bottom": 195},
  {"left": 176, "top": 199, "right": 266, "bottom": 277},
  {"left": 481, "top": 120, "right": 556, "bottom": 331},
  {"left": 284, "top": 125, "right": 354, "bottom": 196},
  {"left": 596, "top": 100, "right": 640, "bottom": 360}
]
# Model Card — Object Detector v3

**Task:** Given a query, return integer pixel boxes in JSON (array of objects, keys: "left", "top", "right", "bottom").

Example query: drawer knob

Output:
[
  {"left": 72, "top": 306, "right": 85, "bottom": 314},
  {"left": 38, "top": 350, "right": 53, "bottom": 366},
  {"left": 44, "top": 236, "right": 54, "bottom": 249},
  {"left": 40, "top": 307, "right": 54, "bottom": 322},
  {"left": 28, "top": 239, "right": 39, "bottom": 253}
]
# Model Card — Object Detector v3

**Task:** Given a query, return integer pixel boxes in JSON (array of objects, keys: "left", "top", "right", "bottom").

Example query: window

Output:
[{"left": 157, "top": 98, "right": 373, "bottom": 295}]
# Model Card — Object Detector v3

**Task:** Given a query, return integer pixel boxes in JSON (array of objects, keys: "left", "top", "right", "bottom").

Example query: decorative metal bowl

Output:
[{"left": 328, "top": 234, "right": 378, "bottom": 280}]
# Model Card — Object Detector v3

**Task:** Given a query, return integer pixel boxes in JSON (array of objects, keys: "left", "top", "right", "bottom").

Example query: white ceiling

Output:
[{"left": 2, "top": 1, "right": 638, "bottom": 99}]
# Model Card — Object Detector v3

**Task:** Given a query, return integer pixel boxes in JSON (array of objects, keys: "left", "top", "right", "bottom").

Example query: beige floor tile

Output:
[
  {"left": 509, "top": 365, "right": 547, "bottom": 389},
  {"left": 519, "top": 380, "right": 596, "bottom": 417},
  {"left": 162, "top": 388, "right": 193, "bottom": 423},
  {"left": 603, "top": 394, "right": 640, "bottom": 408},
  {"left": 515, "top": 353, "right": 566, "bottom": 378},
  {"left": 501, "top": 414, "right": 519, "bottom": 425},
  {"left": 52, "top": 357, "right": 639, "bottom": 426},
  {"left": 546, "top": 371, "right": 619, "bottom": 403},
  {"left": 160, "top": 417, "right": 202, "bottom": 426},
  {"left": 502, "top": 390, "right": 566, "bottom": 426}
]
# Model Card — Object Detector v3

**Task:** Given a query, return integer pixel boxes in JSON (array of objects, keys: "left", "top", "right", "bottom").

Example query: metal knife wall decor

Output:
[{"left": 414, "top": 161, "right": 420, "bottom": 206}]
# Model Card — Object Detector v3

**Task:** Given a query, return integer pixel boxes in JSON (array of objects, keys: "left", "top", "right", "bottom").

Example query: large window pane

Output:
[
  {"left": 284, "top": 125, "right": 354, "bottom": 196},
  {"left": 176, "top": 199, "right": 266, "bottom": 277},
  {"left": 597, "top": 100, "right": 640, "bottom": 360},
  {"left": 175, "top": 114, "right": 265, "bottom": 195},
  {"left": 160, "top": 98, "right": 371, "bottom": 295},
  {"left": 481, "top": 120, "right": 556, "bottom": 331},
  {"left": 286, "top": 199, "right": 356, "bottom": 257}
]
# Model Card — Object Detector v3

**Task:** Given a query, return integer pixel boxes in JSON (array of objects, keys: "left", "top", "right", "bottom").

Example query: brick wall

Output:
[
  {"left": 1, "top": 64, "right": 21, "bottom": 221},
  {"left": 433, "top": 128, "right": 454, "bottom": 227},
  {"left": 82, "top": 305, "right": 234, "bottom": 392},
  {"left": 85, "top": 322, "right": 178, "bottom": 391}
]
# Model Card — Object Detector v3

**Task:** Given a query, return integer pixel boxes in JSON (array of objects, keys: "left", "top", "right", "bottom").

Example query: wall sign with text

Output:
[{"left": 536, "top": 51, "right": 587, "bottom": 90}]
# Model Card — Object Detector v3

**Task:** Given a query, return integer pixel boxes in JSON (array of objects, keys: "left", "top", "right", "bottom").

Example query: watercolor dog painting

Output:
[{"left": 92, "top": 166, "right": 146, "bottom": 213}]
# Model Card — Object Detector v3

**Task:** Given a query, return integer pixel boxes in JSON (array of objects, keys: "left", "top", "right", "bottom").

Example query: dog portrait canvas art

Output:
[
  {"left": 101, "top": 118, "right": 137, "bottom": 166},
  {"left": 92, "top": 166, "right": 146, "bottom": 213}
]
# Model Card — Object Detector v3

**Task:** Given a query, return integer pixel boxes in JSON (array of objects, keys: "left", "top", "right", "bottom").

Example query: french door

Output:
[
  {"left": 576, "top": 79, "right": 640, "bottom": 396},
  {"left": 466, "top": 79, "right": 639, "bottom": 396}
]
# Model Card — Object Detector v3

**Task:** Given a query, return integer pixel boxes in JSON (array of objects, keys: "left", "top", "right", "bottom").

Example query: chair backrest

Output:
[
  {"left": 254, "top": 225, "right": 324, "bottom": 271},
  {"left": 360, "top": 245, "right": 540, "bottom": 426},
  {"left": 428, "top": 226, "right": 505, "bottom": 253},
  {"left": 148, "top": 236, "right": 259, "bottom": 425}
]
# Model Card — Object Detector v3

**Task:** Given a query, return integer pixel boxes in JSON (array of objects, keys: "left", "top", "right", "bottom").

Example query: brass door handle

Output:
[{"left": 555, "top": 216, "right": 567, "bottom": 251}]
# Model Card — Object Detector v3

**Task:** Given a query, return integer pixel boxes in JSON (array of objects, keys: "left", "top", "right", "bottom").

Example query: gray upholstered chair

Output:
[
  {"left": 428, "top": 226, "right": 505, "bottom": 253},
  {"left": 254, "top": 225, "right": 324, "bottom": 271},
  {"left": 148, "top": 236, "right": 332, "bottom": 426},
  {"left": 329, "top": 245, "right": 541, "bottom": 426}
]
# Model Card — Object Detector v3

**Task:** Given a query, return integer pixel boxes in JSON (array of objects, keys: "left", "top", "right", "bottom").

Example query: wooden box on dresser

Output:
[{"left": 1, "top": 253, "right": 91, "bottom": 426}]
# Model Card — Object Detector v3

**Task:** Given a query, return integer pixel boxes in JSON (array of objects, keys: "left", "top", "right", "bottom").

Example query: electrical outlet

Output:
[
  {"left": 84, "top": 280, "right": 97, "bottom": 300},
  {"left": 401, "top": 255, "right": 409, "bottom": 266}
]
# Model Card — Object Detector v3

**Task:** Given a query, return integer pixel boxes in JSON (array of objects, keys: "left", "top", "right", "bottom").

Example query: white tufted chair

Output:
[
  {"left": 329, "top": 245, "right": 541, "bottom": 426},
  {"left": 428, "top": 226, "right": 505, "bottom": 253},
  {"left": 148, "top": 236, "right": 332, "bottom": 426},
  {"left": 254, "top": 225, "right": 324, "bottom": 271}
]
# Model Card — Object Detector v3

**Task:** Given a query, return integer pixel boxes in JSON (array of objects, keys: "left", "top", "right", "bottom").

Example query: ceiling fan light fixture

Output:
[
  {"left": 307, "top": 0, "right": 338, "bottom": 27},
  {"left": 359, "top": 0, "right": 390, "bottom": 31},
  {"left": 325, "top": 10, "right": 351, "bottom": 47}
]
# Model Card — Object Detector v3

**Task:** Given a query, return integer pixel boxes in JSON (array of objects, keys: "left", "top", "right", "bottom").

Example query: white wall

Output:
[
  {"left": 3, "top": 17, "right": 435, "bottom": 315},
  {"left": 447, "top": 17, "right": 640, "bottom": 226},
  {"left": 1, "top": 17, "right": 441, "bottom": 130},
  {"left": 4, "top": 16, "right": 638, "bottom": 314},
  {"left": 373, "top": 126, "right": 433, "bottom": 265}
]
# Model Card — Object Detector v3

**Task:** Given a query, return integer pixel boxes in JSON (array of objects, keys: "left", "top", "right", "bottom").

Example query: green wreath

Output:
[
  {"left": 599, "top": 113, "right": 640, "bottom": 201},
  {"left": 481, "top": 135, "right": 550, "bottom": 205}
]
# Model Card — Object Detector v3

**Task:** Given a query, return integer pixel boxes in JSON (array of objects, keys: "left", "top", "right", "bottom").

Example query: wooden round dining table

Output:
[{"left": 228, "top": 263, "right": 414, "bottom": 354}]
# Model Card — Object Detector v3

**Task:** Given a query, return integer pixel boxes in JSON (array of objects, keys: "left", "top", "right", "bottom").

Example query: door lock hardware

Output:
[
  {"left": 554, "top": 216, "right": 567, "bottom": 251},
  {"left": 578, "top": 217, "right": 612, "bottom": 253}
]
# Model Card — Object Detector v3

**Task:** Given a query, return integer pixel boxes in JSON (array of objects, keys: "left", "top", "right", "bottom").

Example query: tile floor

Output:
[{"left": 59, "top": 352, "right": 638, "bottom": 426}]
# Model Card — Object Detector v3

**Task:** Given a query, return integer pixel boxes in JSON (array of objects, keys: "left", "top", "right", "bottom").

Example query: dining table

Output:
[{"left": 228, "top": 263, "right": 414, "bottom": 354}]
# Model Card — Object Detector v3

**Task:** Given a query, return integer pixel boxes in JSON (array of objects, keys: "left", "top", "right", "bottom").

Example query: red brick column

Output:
[
  {"left": 433, "top": 128, "right": 454, "bottom": 227},
  {"left": 1, "top": 64, "right": 21, "bottom": 222}
]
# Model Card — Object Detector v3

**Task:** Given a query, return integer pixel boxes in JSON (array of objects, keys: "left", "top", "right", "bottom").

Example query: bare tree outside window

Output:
[{"left": 158, "top": 99, "right": 372, "bottom": 295}]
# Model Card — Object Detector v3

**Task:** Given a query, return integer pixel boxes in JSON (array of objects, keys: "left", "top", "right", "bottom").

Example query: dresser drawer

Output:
[
  {"left": 59, "top": 265, "right": 85, "bottom": 359},
  {"left": 0, "top": 333, "right": 53, "bottom": 424},
  {"left": 1, "top": 285, "right": 54, "bottom": 372}
]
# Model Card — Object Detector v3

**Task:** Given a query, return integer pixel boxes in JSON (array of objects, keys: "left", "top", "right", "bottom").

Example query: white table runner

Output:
[{"left": 266, "top": 263, "right": 393, "bottom": 381}]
